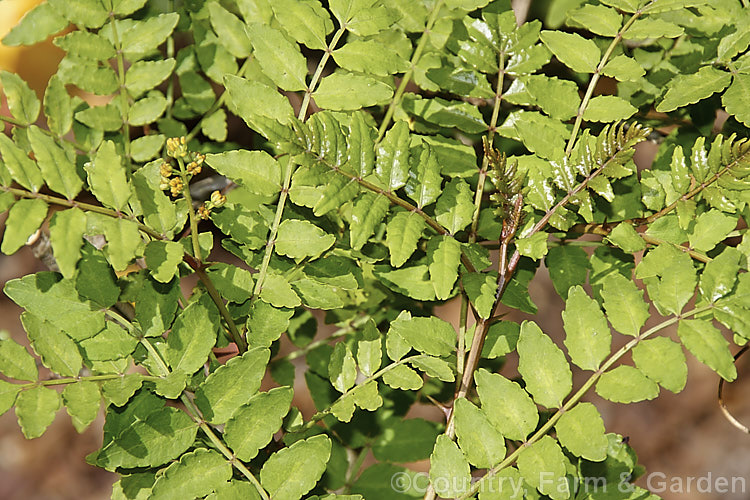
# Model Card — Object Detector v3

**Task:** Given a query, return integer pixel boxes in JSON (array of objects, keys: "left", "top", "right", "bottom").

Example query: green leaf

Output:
[
  {"left": 382, "top": 364, "right": 423, "bottom": 390},
  {"left": 329, "top": 0, "right": 399, "bottom": 36},
  {"left": 506, "top": 75, "right": 580, "bottom": 121},
  {"left": 201, "top": 109, "right": 227, "bottom": 142},
  {"left": 545, "top": 245, "right": 589, "bottom": 300},
  {"left": 404, "top": 96, "right": 488, "bottom": 134},
  {"left": 677, "top": 319, "right": 736, "bottom": 381},
  {"left": 276, "top": 219, "right": 335, "bottom": 259},
  {"left": 260, "top": 434, "right": 331, "bottom": 500},
  {"left": 245, "top": 23, "right": 308, "bottom": 91},
  {"left": 454, "top": 397, "right": 506, "bottom": 468},
  {"left": 314, "top": 72, "right": 394, "bottom": 110},
  {"left": 205, "top": 150, "right": 281, "bottom": 197},
  {"left": 144, "top": 241, "right": 184, "bottom": 283},
  {"left": 372, "top": 418, "right": 439, "bottom": 462},
  {"left": 0, "top": 338, "right": 38, "bottom": 381},
  {"left": 582, "top": 95, "right": 637, "bottom": 122},
  {"left": 126, "top": 59, "right": 176, "bottom": 99},
  {"left": 207, "top": 481, "right": 262, "bottom": 500},
  {"left": 114, "top": 13, "right": 180, "bottom": 59},
  {"left": 555, "top": 402, "right": 607, "bottom": 461},
  {"left": 632, "top": 337, "right": 687, "bottom": 393},
  {"left": 516, "top": 232, "right": 549, "bottom": 260},
  {"left": 430, "top": 435, "right": 471, "bottom": 499},
  {"left": 272, "top": 0, "right": 333, "bottom": 50},
  {"left": 15, "top": 386, "right": 61, "bottom": 439},
  {"left": 636, "top": 244, "right": 696, "bottom": 316},
  {"left": 462, "top": 272, "right": 497, "bottom": 320},
  {"left": 329, "top": 342, "right": 357, "bottom": 393},
  {"left": 54, "top": 31, "right": 115, "bottom": 60},
  {"left": 224, "top": 386, "right": 293, "bottom": 461},
  {"left": 516, "top": 435, "right": 569, "bottom": 500},
  {"left": 208, "top": 2, "right": 252, "bottom": 58},
  {"left": 350, "top": 193, "right": 389, "bottom": 250},
  {"left": 700, "top": 247, "right": 741, "bottom": 303},
  {"left": 386, "top": 211, "right": 424, "bottom": 267},
  {"left": 566, "top": 4, "right": 622, "bottom": 37},
  {"left": 376, "top": 121, "right": 410, "bottom": 191},
  {"left": 623, "top": 18, "right": 684, "bottom": 39},
  {"left": 79, "top": 322, "right": 137, "bottom": 361},
  {"left": 356, "top": 320, "right": 382, "bottom": 378},
  {"left": 478, "top": 467, "right": 523, "bottom": 500},
  {"left": 688, "top": 209, "right": 736, "bottom": 252},
  {"left": 0, "top": 134, "right": 44, "bottom": 192},
  {"left": 388, "top": 311, "right": 456, "bottom": 357},
  {"left": 59, "top": 57, "right": 119, "bottom": 95},
  {"left": 1, "top": 198, "right": 48, "bottom": 255},
  {"left": 62, "top": 381, "right": 101, "bottom": 433},
  {"left": 427, "top": 236, "right": 461, "bottom": 300},
  {"left": 0, "top": 380, "right": 19, "bottom": 418},
  {"left": 2, "top": 2, "right": 67, "bottom": 46},
  {"left": 475, "top": 369, "right": 538, "bottom": 441},
  {"left": 151, "top": 449, "right": 232, "bottom": 500},
  {"left": 540, "top": 30, "right": 600, "bottom": 73},
  {"left": 333, "top": 39, "right": 409, "bottom": 76},
  {"left": 132, "top": 162, "right": 178, "bottom": 236},
  {"left": 128, "top": 93, "right": 168, "bottom": 126},
  {"left": 22, "top": 312, "right": 82, "bottom": 377},
  {"left": 723, "top": 74, "right": 750, "bottom": 127},
  {"left": 43, "top": 75, "right": 73, "bottom": 137},
  {"left": 435, "top": 178, "right": 474, "bottom": 234},
  {"left": 0, "top": 71, "right": 40, "bottom": 125},
  {"left": 96, "top": 217, "right": 141, "bottom": 272},
  {"left": 48, "top": 0, "right": 109, "bottom": 28},
  {"left": 28, "top": 125, "right": 82, "bottom": 200},
  {"left": 85, "top": 141, "right": 131, "bottom": 211},
  {"left": 601, "top": 55, "right": 645, "bottom": 81},
  {"left": 405, "top": 145, "right": 442, "bottom": 208},
  {"left": 205, "top": 263, "right": 254, "bottom": 303},
  {"left": 607, "top": 222, "right": 646, "bottom": 253},
  {"left": 563, "top": 286, "right": 611, "bottom": 371},
  {"left": 517, "top": 321, "right": 572, "bottom": 408},
  {"left": 656, "top": 67, "right": 732, "bottom": 112},
  {"left": 601, "top": 273, "right": 650, "bottom": 336},
  {"left": 166, "top": 296, "right": 220, "bottom": 374},
  {"left": 260, "top": 274, "right": 302, "bottom": 308},
  {"left": 75, "top": 103, "right": 122, "bottom": 131},
  {"left": 481, "top": 321, "right": 520, "bottom": 359},
  {"left": 102, "top": 374, "right": 144, "bottom": 406},
  {"left": 595, "top": 365, "right": 659, "bottom": 403},
  {"left": 224, "top": 75, "right": 295, "bottom": 127}
]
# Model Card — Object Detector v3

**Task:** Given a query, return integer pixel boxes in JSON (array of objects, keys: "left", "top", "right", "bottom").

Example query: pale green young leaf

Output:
[
  {"left": 436, "top": 178, "right": 474, "bottom": 234},
  {"left": 205, "top": 150, "right": 281, "bottom": 196},
  {"left": 27, "top": 125, "right": 82, "bottom": 199},
  {"left": 329, "top": 342, "right": 357, "bottom": 393},
  {"left": 47, "top": 208, "right": 85, "bottom": 279},
  {"left": 166, "top": 296, "right": 220, "bottom": 374},
  {"left": 636, "top": 244, "right": 696, "bottom": 316},
  {"left": 128, "top": 93, "right": 167, "bottom": 126},
  {"left": 566, "top": 4, "right": 622, "bottom": 36},
  {"left": 582, "top": 95, "right": 637, "bottom": 122},
  {"left": 0, "top": 134, "right": 44, "bottom": 192},
  {"left": 208, "top": 2, "right": 252, "bottom": 58},
  {"left": 555, "top": 402, "right": 607, "bottom": 461},
  {"left": 540, "top": 30, "right": 600, "bottom": 73},
  {"left": 595, "top": 365, "right": 659, "bottom": 403},
  {"left": 43, "top": 75, "right": 73, "bottom": 137},
  {"left": 427, "top": 236, "right": 461, "bottom": 300},
  {"left": 356, "top": 320, "right": 382, "bottom": 377},
  {"left": 224, "top": 75, "right": 294, "bottom": 127},
  {"left": 97, "top": 217, "right": 141, "bottom": 272},
  {"left": 382, "top": 364, "right": 423, "bottom": 390},
  {"left": 386, "top": 211, "right": 425, "bottom": 267},
  {"left": 333, "top": 39, "right": 409, "bottom": 76},
  {"left": 48, "top": 0, "right": 108, "bottom": 28},
  {"left": 207, "top": 481, "right": 262, "bottom": 500},
  {"left": 152, "top": 371, "right": 187, "bottom": 399},
  {"left": 700, "top": 247, "right": 741, "bottom": 303},
  {"left": 260, "top": 434, "right": 331, "bottom": 500},
  {"left": 101, "top": 374, "right": 144, "bottom": 406},
  {"left": 430, "top": 435, "right": 471, "bottom": 499},
  {"left": 607, "top": 222, "right": 646, "bottom": 253},
  {"left": 15, "top": 386, "right": 61, "bottom": 439},
  {"left": 143, "top": 240, "right": 183, "bottom": 283},
  {"left": 375, "top": 120, "right": 410, "bottom": 191},
  {"left": 517, "top": 321, "right": 572, "bottom": 408},
  {"left": 246, "top": 23, "right": 307, "bottom": 91},
  {"left": 276, "top": 219, "right": 335, "bottom": 259},
  {"left": 224, "top": 388, "right": 293, "bottom": 460},
  {"left": 54, "top": 31, "right": 115, "bottom": 60},
  {"left": 516, "top": 436, "right": 569, "bottom": 500},
  {"left": 632, "top": 337, "right": 687, "bottom": 393},
  {"left": 352, "top": 379, "right": 383, "bottom": 411},
  {"left": 350, "top": 192, "right": 389, "bottom": 250},
  {"left": 475, "top": 369, "right": 538, "bottom": 441},
  {"left": 125, "top": 59, "right": 176, "bottom": 98},
  {"left": 677, "top": 319, "right": 737, "bottom": 381},
  {"left": 601, "top": 273, "right": 650, "bottom": 336},
  {"left": 85, "top": 141, "right": 131, "bottom": 211},
  {"left": 61, "top": 381, "right": 100, "bottom": 433},
  {"left": 722, "top": 74, "right": 750, "bottom": 127},
  {"left": 454, "top": 398, "right": 506, "bottom": 468},
  {"left": 0, "top": 338, "right": 38, "bottom": 381},
  {"left": 0, "top": 380, "right": 19, "bottom": 418},
  {"left": 313, "top": 72, "right": 394, "bottom": 110},
  {"left": 563, "top": 286, "right": 611, "bottom": 371},
  {"left": 114, "top": 13, "right": 180, "bottom": 59},
  {"left": 656, "top": 67, "right": 732, "bottom": 112},
  {"left": 0, "top": 71, "right": 39, "bottom": 126},
  {"left": 79, "top": 322, "right": 137, "bottom": 362},
  {"left": 462, "top": 272, "right": 497, "bottom": 319},
  {"left": 329, "top": 0, "right": 399, "bottom": 36},
  {"left": 151, "top": 449, "right": 232, "bottom": 500},
  {"left": 601, "top": 55, "right": 645, "bottom": 81},
  {"left": 260, "top": 274, "right": 302, "bottom": 308},
  {"left": 688, "top": 209, "right": 736, "bottom": 252},
  {"left": 74, "top": 103, "right": 122, "bottom": 131},
  {"left": 410, "top": 356, "right": 454, "bottom": 382},
  {"left": 516, "top": 232, "right": 549, "bottom": 260},
  {"left": 3, "top": 197, "right": 46, "bottom": 256},
  {"left": 478, "top": 467, "right": 523, "bottom": 500},
  {"left": 131, "top": 135, "right": 165, "bottom": 162},
  {"left": 388, "top": 311, "right": 456, "bottom": 357},
  {"left": 201, "top": 109, "right": 227, "bottom": 142},
  {"left": 2, "top": 2, "right": 67, "bottom": 46},
  {"left": 293, "top": 277, "right": 346, "bottom": 310},
  {"left": 272, "top": 0, "right": 333, "bottom": 50},
  {"left": 623, "top": 18, "right": 683, "bottom": 39},
  {"left": 509, "top": 75, "right": 580, "bottom": 121},
  {"left": 132, "top": 162, "right": 178, "bottom": 236},
  {"left": 22, "top": 312, "right": 81, "bottom": 378}
]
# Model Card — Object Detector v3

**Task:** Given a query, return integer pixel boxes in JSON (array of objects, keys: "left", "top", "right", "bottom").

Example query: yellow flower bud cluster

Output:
[
  {"left": 166, "top": 136, "right": 188, "bottom": 158},
  {"left": 159, "top": 140, "right": 207, "bottom": 198},
  {"left": 198, "top": 190, "right": 227, "bottom": 220}
]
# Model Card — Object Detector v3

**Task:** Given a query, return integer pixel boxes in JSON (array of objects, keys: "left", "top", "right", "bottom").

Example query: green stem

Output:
[
  {"left": 564, "top": 5, "right": 650, "bottom": 157},
  {"left": 20, "top": 373, "right": 155, "bottom": 388},
  {"left": 274, "top": 315, "right": 372, "bottom": 363},
  {"left": 343, "top": 445, "right": 370, "bottom": 492},
  {"left": 109, "top": 12, "right": 132, "bottom": 162},
  {"left": 376, "top": 0, "right": 446, "bottom": 143},
  {"left": 196, "top": 266, "right": 248, "bottom": 353},
  {"left": 177, "top": 157, "right": 202, "bottom": 261},
  {"left": 299, "top": 27, "right": 347, "bottom": 121},
  {"left": 459, "top": 303, "right": 715, "bottom": 499}
]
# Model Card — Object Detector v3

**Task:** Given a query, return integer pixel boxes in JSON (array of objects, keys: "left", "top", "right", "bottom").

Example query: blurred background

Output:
[{"left": 1, "top": 0, "right": 749, "bottom": 499}]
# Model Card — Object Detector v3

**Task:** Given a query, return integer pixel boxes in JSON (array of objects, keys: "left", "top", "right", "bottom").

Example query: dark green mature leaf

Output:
[
  {"left": 2, "top": 2, "right": 67, "bottom": 46},
  {"left": 0, "top": 71, "right": 40, "bottom": 125},
  {"left": 677, "top": 319, "right": 736, "bottom": 381},
  {"left": 151, "top": 449, "right": 232, "bottom": 500},
  {"left": 555, "top": 402, "right": 607, "bottom": 461},
  {"left": 166, "top": 296, "right": 220, "bottom": 374},
  {"left": 516, "top": 435, "right": 568, "bottom": 500},
  {"left": 540, "top": 30, "right": 600, "bottom": 73},
  {"left": 260, "top": 434, "right": 331, "bottom": 500},
  {"left": 314, "top": 73, "right": 394, "bottom": 110},
  {"left": 563, "top": 286, "right": 611, "bottom": 371},
  {"left": 372, "top": 418, "right": 439, "bottom": 462},
  {"left": 601, "top": 273, "right": 649, "bottom": 337},
  {"left": 454, "top": 397, "right": 506, "bottom": 468},
  {"left": 1, "top": 198, "right": 48, "bottom": 255},
  {"left": 475, "top": 369, "right": 538, "bottom": 441},
  {"left": 246, "top": 23, "right": 308, "bottom": 91},
  {"left": 27, "top": 126, "right": 82, "bottom": 200},
  {"left": 517, "top": 321, "right": 572, "bottom": 408},
  {"left": 15, "top": 386, "right": 61, "bottom": 439},
  {"left": 430, "top": 435, "right": 471, "bottom": 499},
  {"left": 596, "top": 365, "right": 659, "bottom": 403}
]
